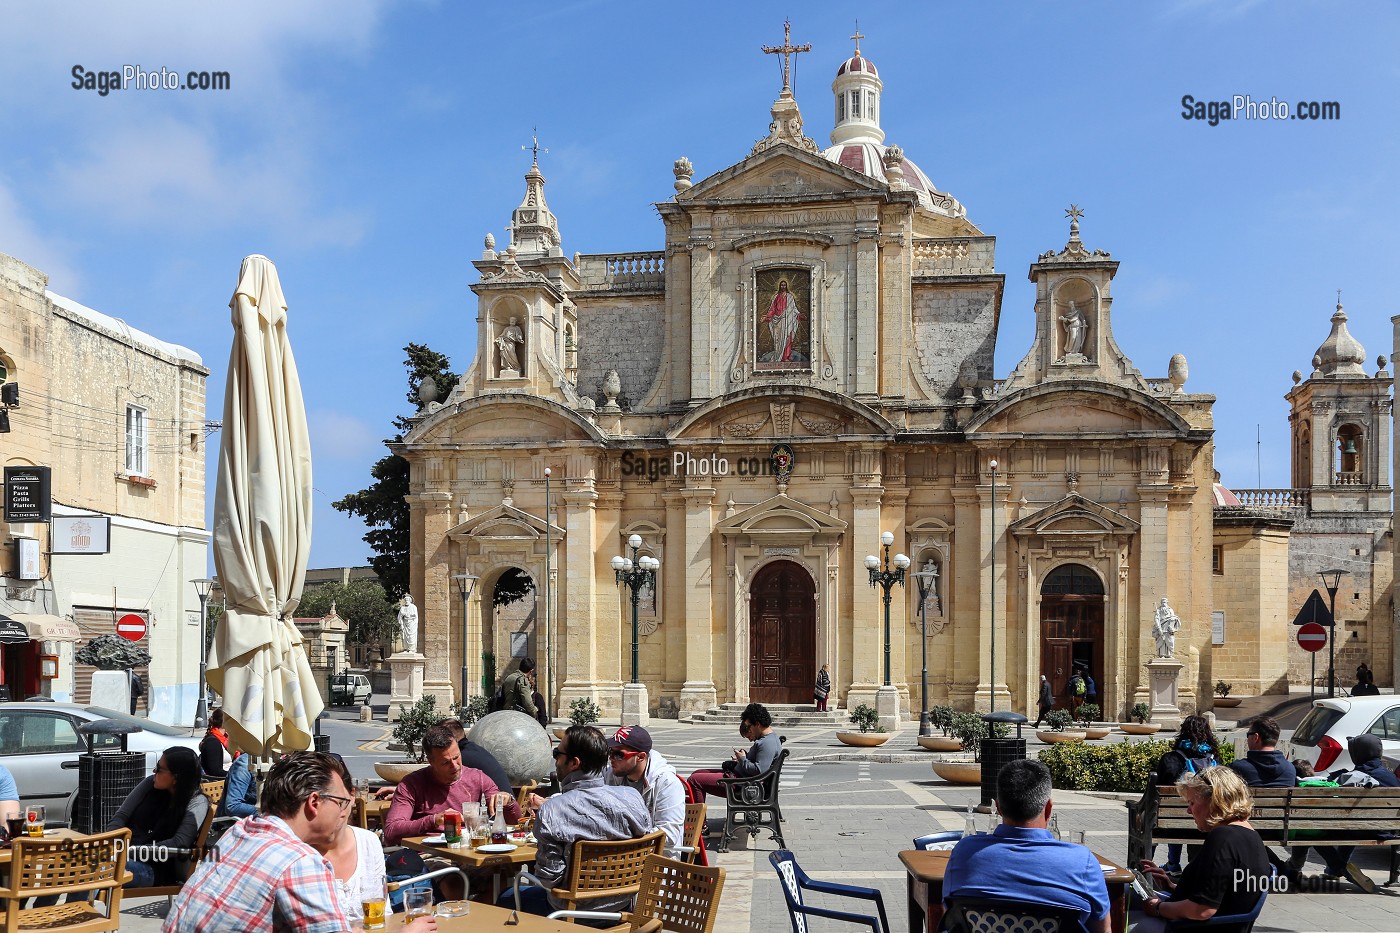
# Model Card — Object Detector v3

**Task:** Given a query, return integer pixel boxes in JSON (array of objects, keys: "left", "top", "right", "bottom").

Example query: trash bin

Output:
[
  {"left": 73, "top": 719, "right": 145, "bottom": 833},
  {"left": 314, "top": 734, "right": 331, "bottom": 753},
  {"left": 979, "top": 711, "right": 1029, "bottom": 809}
]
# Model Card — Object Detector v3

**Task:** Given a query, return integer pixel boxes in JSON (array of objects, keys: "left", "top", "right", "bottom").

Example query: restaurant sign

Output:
[{"left": 4, "top": 466, "right": 51, "bottom": 523}]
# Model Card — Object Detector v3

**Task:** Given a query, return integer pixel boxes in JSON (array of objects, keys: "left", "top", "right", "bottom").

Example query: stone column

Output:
[
  {"left": 950, "top": 486, "right": 981, "bottom": 708},
  {"left": 406, "top": 489, "right": 454, "bottom": 706},
  {"left": 853, "top": 220, "right": 880, "bottom": 399},
  {"left": 557, "top": 471, "right": 602, "bottom": 712},
  {"left": 848, "top": 479, "right": 884, "bottom": 711},
  {"left": 1135, "top": 485, "right": 1171, "bottom": 709},
  {"left": 679, "top": 485, "right": 717, "bottom": 716}
]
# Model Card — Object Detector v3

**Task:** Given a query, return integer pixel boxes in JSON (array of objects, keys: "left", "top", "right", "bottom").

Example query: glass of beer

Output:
[
  {"left": 25, "top": 806, "right": 44, "bottom": 837},
  {"left": 361, "top": 881, "right": 387, "bottom": 930}
]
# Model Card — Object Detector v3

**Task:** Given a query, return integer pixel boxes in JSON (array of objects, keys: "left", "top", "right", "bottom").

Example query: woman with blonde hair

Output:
[{"left": 1136, "top": 766, "right": 1270, "bottom": 929}]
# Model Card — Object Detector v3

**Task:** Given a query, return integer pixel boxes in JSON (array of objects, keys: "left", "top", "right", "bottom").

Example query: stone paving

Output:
[{"left": 109, "top": 711, "right": 1400, "bottom": 931}]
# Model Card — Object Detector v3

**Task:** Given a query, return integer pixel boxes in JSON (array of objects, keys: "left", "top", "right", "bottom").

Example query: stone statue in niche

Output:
[
  {"left": 1059, "top": 300, "right": 1088, "bottom": 361},
  {"left": 496, "top": 316, "right": 524, "bottom": 377},
  {"left": 919, "top": 559, "right": 941, "bottom": 617}
]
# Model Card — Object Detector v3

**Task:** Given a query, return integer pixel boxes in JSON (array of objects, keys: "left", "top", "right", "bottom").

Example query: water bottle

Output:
[{"left": 964, "top": 804, "right": 978, "bottom": 837}]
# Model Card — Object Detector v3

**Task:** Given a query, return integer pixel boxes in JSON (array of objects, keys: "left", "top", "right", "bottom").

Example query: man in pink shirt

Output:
[{"left": 384, "top": 724, "right": 521, "bottom": 845}]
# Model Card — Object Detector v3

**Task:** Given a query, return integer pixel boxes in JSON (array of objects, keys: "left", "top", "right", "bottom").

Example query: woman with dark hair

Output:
[
  {"left": 199, "top": 709, "right": 232, "bottom": 778},
  {"left": 687, "top": 702, "right": 779, "bottom": 799},
  {"left": 1154, "top": 714, "right": 1221, "bottom": 874},
  {"left": 107, "top": 746, "right": 210, "bottom": 887}
]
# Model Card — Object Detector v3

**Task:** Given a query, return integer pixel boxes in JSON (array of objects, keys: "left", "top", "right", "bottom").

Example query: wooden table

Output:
[
  {"left": 386, "top": 901, "right": 577, "bottom": 930},
  {"left": 360, "top": 797, "right": 391, "bottom": 827},
  {"left": 399, "top": 835, "right": 538, "bottom": 900},
  {"left": 899, "top": 848, "right": 1133, "bottom": 933},
  {"left": 0, "top": 829, "right": 87, "bottom": 864}
]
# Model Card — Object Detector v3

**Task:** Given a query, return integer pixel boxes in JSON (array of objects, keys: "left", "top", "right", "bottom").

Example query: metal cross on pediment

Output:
[
  {"left": 522, "top": 127, "right": 548, "bottom": 165},
  {"left": 1065, "top": 204, "right": 1085, "bottom": 222},
  {"left": 761, "top": 19, "right": 812, "bottom": 94}
]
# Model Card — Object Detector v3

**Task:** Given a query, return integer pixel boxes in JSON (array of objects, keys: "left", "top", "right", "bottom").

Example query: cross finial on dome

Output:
[
  {"left": 1337, "top": 288, "right": 1343, "bottom": 311},
  {"left": 761, "top": 19, "right": 812, "bottom": 96},
  {"left": 522, "top": 127, "right": 548, "bottom": 167},
  {"left": 1065, "top": 204, "right": 1084, "bottom": 243},
  {"left": 850, "top": 21, "right": 864, "bottom": 54}
]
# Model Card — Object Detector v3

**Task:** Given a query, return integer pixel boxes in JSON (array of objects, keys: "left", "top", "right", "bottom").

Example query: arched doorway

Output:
[
  {"left": 1040, "top": 564, "right": 1105, "bottom": 710},
  {"left": 483, "top": 568, "right": 536, "bottom": 695},
  {"left": 749, "top": 560, "right": 816, "bottom": 704}
]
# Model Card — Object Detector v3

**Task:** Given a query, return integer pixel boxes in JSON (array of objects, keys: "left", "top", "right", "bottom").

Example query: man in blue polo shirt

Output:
[{"left": 943, "top": 759, "right": 1110, "bottom": 933}]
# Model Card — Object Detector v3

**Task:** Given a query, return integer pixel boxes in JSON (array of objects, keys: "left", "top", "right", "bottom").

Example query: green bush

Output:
[
  {"left": 1130, "top": 703, "right": 1152, "bottom": 724},
  {"left": 393, "top": 695, "right": 446, "bottom": 762},
  {"left": 1075, "top": 702, "right": 1101, "bottom": 724},
  {"left": 1043, "top": 709, "right": 1074, "bottom": 732},
  {"left": 454, "top": 695, "right": 490, "bottom": 727},
  {"left": 930, "top": 705, "right": 955, "bottom": 736},
  {"left": 569, "top": 697, "right": 601, "bottom": 727},
  {"left": 1039, "top": 735, "right": 1237, "bottom": 792},
  {"left": 950, "top": 712, "right": 1010, "bottom": 762},
  {"left": 848, "top": 703, "right": 882, "bottom": 733}
]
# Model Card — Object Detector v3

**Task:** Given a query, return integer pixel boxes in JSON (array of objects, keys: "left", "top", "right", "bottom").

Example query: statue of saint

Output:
[
  {"left": 1151, "top": 597, "right": 1181, "bottom": 658},
  {"left": 496, "top": 316, "right": 524, "bottom": 375},
  {"left": 1060, "top": 301, "right": 1087, "bottom": 356},
  {"left": 398, "top": 595, "right": 419, "bottom": 655},
  {"left": 920, "top": 559, "right": 941, "bottom": 617}
]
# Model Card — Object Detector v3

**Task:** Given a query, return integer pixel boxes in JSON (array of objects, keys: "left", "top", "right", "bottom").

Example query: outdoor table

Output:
[
  {"left": 385, "top": 900, "right": 578, "bottom": 930},
  {"left": 399, "top": 834, "right": 538, "bottom": 901},
  {"left": 0, "top": 828, "right": 89, "bottom": 864},
  {"left": 899, "top": 847, "right": 1133, "bottom": 933},
  {"left": 362, "top": 797, "right": 391, "bottom": 824}
]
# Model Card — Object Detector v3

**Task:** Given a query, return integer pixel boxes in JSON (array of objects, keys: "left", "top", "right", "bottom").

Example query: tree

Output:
[
  {"left": 296, "top": 578, "right": 399, "bottom": 646},
  {"left": 333, "top": 345, "right": 456, "bottom": 599},
  {"left": 492, "top": 567, "right": 536, "bottom": 607}
]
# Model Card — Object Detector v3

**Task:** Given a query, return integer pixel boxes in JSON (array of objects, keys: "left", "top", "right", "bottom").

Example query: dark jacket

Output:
[
  {"left": 1230, "top": 749, "right": 1298, "bottom": 787},
  {"left": 503, "top": 670, "right": 538, "bottom": 717},
  {"left": 1037, "top": 679, "right": 1053, "bottom": 709},
  {"left": 458, "top": 738, "right": 513, "bottom": 793}
]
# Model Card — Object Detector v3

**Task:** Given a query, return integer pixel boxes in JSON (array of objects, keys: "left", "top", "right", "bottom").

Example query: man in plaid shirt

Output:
[{"left": 163, "top": 751, "right": 437, "bottom": 933}]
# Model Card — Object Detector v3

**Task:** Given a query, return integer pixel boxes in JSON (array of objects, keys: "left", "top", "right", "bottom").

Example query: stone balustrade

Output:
[
  {"left": 912, "top": 236, "right": 996, "bottom": 275},
  {"left": 1222, "top": 488, "right": 1310, "bottom": 515},
  {"left": 575, "top": 251, "right": 666, "bottom": 291}
]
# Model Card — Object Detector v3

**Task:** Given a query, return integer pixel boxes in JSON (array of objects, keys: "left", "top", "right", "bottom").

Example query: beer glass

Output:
[
  {"left": 25, "top": 806, "right": 44, "bottom": 837},
  {"left": 360, "top": 880, "right": 387, "bottom": 930},
  {"left": 404, "top": 887, "right": 433, "bottom": 919}
]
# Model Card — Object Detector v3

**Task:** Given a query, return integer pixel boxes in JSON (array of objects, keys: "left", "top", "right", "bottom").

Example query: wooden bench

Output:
[{"left": 1127, "top": 774, "right": 1400, "bottom": 886}]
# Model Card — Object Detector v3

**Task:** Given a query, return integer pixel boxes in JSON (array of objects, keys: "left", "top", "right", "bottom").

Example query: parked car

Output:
[
  {"left": 329, "top": 672, "right": 372, "bottom": 706},
  {"left": 0, "top": 703, "right": 201, "bottom": 825},
  {"left": 1285, "top": 695, "right": 1400, "bottom": 774}
]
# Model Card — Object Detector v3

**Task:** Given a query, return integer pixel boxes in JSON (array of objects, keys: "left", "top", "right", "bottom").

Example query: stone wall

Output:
[
  {"left": 1211, "top": 516, "right": 1293, "bottom": 696},
  {"left": 573, "top": 295, "right": 664, "bottom": 410}
]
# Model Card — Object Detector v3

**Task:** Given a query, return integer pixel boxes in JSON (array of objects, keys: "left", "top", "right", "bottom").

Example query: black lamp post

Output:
[
  {"left": 612, "top": 534, "right": 659, "bottom": 684},
  {"left": 1319, "top": 568, "right": 1349, "bottom": 698},
  {"left": 913, "top": 563, "right": 937, "bottom": 736},
  {"left": 865, "top": 531, "right": 910, "bottom": 687},
  {"left": 989, "top": 458, "right": 998, "bottom": 714},
  {"left": 452, "top": 573, "right": 479, "bottom": 703},
  {"left": 190, "top": 578, "right": 214, "bottom": 729}
]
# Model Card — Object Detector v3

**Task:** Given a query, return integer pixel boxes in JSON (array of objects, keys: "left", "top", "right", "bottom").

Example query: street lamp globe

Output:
[
  {"left": 628, "top": 533, "right": 642, "bottom": 549},
  {"left": 880, "top": 531, "right": 894, "bottom": 547},
  {"left": 894, "top": 553, "right": 911, "bottom": 570},
  {"left": 864, "top": 555, "right": 880, "bottom": 570},
  {"left": 611, "top": 556, "right": 626, "bottom": 572}
]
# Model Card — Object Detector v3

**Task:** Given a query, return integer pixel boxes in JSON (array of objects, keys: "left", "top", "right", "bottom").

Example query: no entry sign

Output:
[
  {"left": 1297, "top": 622, "right": 1328, "bottom": 653},
  {"left": 115, "top": 614, "right": 148, "bottom": 641}
]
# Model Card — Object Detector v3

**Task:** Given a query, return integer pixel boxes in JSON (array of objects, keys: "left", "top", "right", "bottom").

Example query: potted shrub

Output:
[
  {"left": 931, "top": 712, "right": 992, "bottom": 784},
  {"left": 376, "top": 694, "right": 445, "bottom": 782},
  {"left": 555, "top": 697, "right": 602, "bottom": 739},
  {"left": 1075, "top": 702, "right": 1111, "bottom": 740},
  {"left": 1036, "top": 708, "right": 1087, "bottom": 744},
  {"left": 1120, "top": 701, "right": 1161, "bottom": 735},
  {"left": 918, "top": 705, "right": 963, "bottom": 751},
  {"left": 837, "top": 703, "right": 890, "bottom": 747},
  {"left": 1213, "top": 680, "right": 1242, "bottom": 708}
]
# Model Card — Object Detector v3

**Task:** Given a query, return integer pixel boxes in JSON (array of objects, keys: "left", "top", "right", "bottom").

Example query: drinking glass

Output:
[
  {"left": 963, "top": 804, "right": 978, "bottom": 837},
  {"left": 355, "top": 778, "right": 371, "bottom": 801},
  {"left": 1074, "top": 830, "right": 1088, "bottom": 847},
  {"left": 25, "top": 805, "right": 44, "bottom": 837},
  {"left": 404, "top": 887, "right": 434, "bottom": 919},
  {"left": 5, "top": 817, "right": 24, "bottom": 842},
  {"left": 361, "top": 880, "right": 387, "bottom": 930}
]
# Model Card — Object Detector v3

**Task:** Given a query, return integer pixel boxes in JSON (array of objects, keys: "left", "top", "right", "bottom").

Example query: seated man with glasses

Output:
[
  {"left": 508, "top": 725, "right": 654, "bottom": 920},
  {"left": 604, "top": 725, "right": 685, "bottom": 858},
  {"left": 383, "top": 724, "right": 520, "bottom": 845},
  {"left": 164, "top": 751, "right": 438, "bottom": 933}
]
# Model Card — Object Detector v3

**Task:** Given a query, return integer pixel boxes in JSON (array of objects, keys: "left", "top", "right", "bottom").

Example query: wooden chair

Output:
[
  {"left": 679, "top": 801, "right": 707, "bottom": 863},
  {"left": 200, "top": 780, "right": 225, "bottom": 811},
  {"left": 549, "top": 854, "right": 726, "bottom": 933},
  {"left": 510, "top": 830, "right": 667, "bottom": 920},
  {"left": 124, "top": 795, "right": 219, "bottom": 904},
  {"left": 0, "top": 827, "right": 131, "bottom": 933},
  {"left": 514, "top": 779, "right": 539, "bottom": 811}
]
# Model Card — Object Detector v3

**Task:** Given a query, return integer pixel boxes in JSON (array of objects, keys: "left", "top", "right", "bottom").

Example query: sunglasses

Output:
[
  {"left": 609, "top": 749, "right": 641, "bottom": 761},
  {"left": 552, "top": 748, "right": 570, "bottom": 759}
]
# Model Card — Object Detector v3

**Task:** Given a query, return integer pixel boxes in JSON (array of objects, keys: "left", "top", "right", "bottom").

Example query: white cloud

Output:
[{"left": 0, "top": 179, "right": 81, "bottom": 291}]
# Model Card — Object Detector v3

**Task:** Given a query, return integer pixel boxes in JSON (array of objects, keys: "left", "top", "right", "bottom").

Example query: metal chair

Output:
[
  {"left": 913, "top": 830, "right": 963, "bottom": 852},
  {"left": 548, "top": 854, "right": 726, "bottom": 933},
  {"left": 940, "top": 896, "right": 1081, "bottom": 933},
  {"left": 717, "top": 747, "right": 789, "bottom": 853},
  {"left": 770, "top": 849, "right": 889, "bottom": 933},
  {"left": 1167, "top": 889, "right": 1268, "bottom": 932},
  {"left": 0, "top": 828, "right": 131, "bottom": 932}
]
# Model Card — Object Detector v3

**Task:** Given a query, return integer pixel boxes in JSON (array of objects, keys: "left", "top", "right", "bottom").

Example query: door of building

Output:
[
  {"left": 1040, "top": 564, "right": 1105, "bottom": 711},
  {"left": 749, "top": 560, "right": 816, "bottom": 705}
]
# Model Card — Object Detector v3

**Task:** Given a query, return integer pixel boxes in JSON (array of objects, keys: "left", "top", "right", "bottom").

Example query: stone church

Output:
[{"left": 398, "top": 33, "right": 1223, "bottom": 724}]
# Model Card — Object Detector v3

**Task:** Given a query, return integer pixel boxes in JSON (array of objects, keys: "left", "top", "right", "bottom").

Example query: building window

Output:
[
  {"left": 849, "top": 91, "right": 861, "bottom": 119},
  {"left": 1212, "top": 545, "right": 1224, "bottom": 575},
  {"left": 125, "top": 405, "right": 147, "bottom": 476},
  {"left": 837, "top": 93, "right": 845, "bottom": 122}
]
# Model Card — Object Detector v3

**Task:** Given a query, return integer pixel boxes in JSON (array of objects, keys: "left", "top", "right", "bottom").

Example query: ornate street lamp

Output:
[
  {"left": 865, "top": 531, "right": 910, "bottom": 687},
  {"left": 452, "top": 573, "right": 479, "bottom": 703},
  {"left": 612, "top": 534, "right": 659, "bottom": 684},
  {"left": 1319, "top": 568, "right": 1349, "bottom": 698},
  {"left": 913, "top": 562, "right": 938, "bottom": 736},
  {"left": 190, "top": 577, "right": 214, "bottom": 729}
]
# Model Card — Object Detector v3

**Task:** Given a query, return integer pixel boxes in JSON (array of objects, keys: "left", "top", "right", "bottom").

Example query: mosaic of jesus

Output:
[{"left": 756, "top": 268, "right": 811, "bottom": 368}]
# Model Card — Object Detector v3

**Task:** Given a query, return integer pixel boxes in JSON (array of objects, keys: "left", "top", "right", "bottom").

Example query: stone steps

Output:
[{"left": 687, "top": 703, "right": 847, "bottom": 726}]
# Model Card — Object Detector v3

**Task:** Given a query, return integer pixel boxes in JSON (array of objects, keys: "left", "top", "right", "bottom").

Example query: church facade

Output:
[{"left": 398, "top": 37, "right": 1221, "bottom": 723}]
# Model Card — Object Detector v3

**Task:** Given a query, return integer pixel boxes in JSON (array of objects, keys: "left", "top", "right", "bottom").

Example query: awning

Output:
[
  {"left": 11, "top": 614, "right": 80, "bottom": 642},
  {"left": 0, "top": 616, "right": 29, "bottom": 645}
]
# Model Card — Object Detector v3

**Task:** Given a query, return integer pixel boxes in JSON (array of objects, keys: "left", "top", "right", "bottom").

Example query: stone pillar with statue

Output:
[
  {"left": 389, "top": 594, "right": 425, "bottom": 709},
  {"left": 1147, "top": 597, "right": 1184, "bottom": 727}
]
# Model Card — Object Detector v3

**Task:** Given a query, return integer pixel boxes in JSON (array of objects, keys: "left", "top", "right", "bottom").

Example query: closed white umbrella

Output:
[{"left": 207, "top": 254, "right": 320, "bottom": 757}]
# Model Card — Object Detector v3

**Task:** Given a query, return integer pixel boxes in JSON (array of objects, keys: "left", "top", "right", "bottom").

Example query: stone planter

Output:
[
  {"left": 1084, "top": 726, "right": 1113, "bottom": 740},
  {"left": 931, "top": 758, "right": 982, "bottom": 784},
  {"left": 1036, "top": 730, "right": 1087, "bottom": 744},
  {"left": 917, "top": 735, "right": 964, "bottom": 752},
  {"left": 1119, "top": 723, "right": 1163, "bottom": 735},
  {"left": 1213, "top": 697, "right": 1242, "bottom": 708},
  {"left": 374, "top": 761, "right": 422, "bottom": 783},
  {"left": 836, "top": 731, "right": 891, "bottom": 747}
]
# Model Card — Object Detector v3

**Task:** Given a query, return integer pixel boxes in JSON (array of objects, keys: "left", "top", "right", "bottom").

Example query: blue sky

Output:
[{"left": 3, "top": 1, "right": 1397, "bottom": 570}]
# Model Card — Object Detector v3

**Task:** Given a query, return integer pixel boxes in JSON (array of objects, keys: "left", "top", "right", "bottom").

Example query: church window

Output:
[
  {"left": 1334, "top": 423, "right": 1362, "bottom": 481},
  {"left": 838, "top": 93, "right": 845, "bottom": 122},
  {"left": 866, "top": 91, "right": 876, "bottom": 120},
  {"left": 849, "top": 91, "right": 861, "bottom": 118},
  {"left": 1041, "top": 563, "right": 1105, "bottom": 596},
  {"left": 1212, "top": 546, "right": 1224, "bottom": 575}
]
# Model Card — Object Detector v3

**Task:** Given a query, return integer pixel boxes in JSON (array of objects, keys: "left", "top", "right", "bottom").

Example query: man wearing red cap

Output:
[{"left": 605, "top": 725, "right": 686, "bottom": 858}]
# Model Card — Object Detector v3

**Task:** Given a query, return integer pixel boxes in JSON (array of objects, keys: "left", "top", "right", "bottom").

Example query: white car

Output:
[
  {"left": 329, "top": 672, "right": 373, "bottom": 706},
  {"left": 1285, "top": 695, "right": 1400, "bottom": 774},
  {"left": 0, "top": 703, "right": 202, "bottom": 825}
]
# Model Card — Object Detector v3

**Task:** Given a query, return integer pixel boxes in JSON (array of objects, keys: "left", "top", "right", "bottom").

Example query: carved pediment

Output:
[
  {"left": 715, "top": 494, "right": 848, "bottom": 539},
  {"left": 679, "top": 149, "right": 885, "bottom": 204},
  {"left": 1008, "top": 493, "right": 1139, "bottom": 537},
  {"left": 448, "top": 504, "right": 566, "bottom": 543},
  {"left": 405, "top": 396, "right": 605, "bottom": 446},
  {"left": 671, "top": 386, "right": 894, "bottom": 441},
  {"left": 967, "top": 384, "right": 1192, "bottom": 437}
]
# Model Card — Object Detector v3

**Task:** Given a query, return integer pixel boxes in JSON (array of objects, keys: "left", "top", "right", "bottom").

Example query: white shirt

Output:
[{"left": 332, "top": 826, "right": 386, "bottom": 922}]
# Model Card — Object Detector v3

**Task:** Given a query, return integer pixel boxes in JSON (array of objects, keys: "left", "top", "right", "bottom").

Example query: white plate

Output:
[
  {"left": 476, "top": 843, "right": 517, "bottom": 854},
  {"left": 422, "top": 834, "right": 447, "bottom": 845}
]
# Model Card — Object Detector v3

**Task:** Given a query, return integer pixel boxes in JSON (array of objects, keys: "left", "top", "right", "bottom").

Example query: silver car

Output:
[{"left": 0, "top": 703, "right": 202, "bottom": 824}]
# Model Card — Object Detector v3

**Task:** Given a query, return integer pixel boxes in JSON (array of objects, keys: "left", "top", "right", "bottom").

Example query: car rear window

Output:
[
  {"left": 82, "top": 707, "right": 192, "bottom": 737},
  {"left": 1292, "top": 707, "right": 1344, "bottom": 746}
]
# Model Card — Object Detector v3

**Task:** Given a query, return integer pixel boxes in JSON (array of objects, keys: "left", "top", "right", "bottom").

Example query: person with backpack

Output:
[
  {"left": 1153, "top": 715, "right": 1221, "bottom": 874},
  {"left": 496, "top": 658, "right": 539, "bottom": 719},
  {"left": 1067, "top": 669, "right": 1086, "bottom": 716}
]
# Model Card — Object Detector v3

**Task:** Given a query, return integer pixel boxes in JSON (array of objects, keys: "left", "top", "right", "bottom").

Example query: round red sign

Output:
[
  {"left": 1297, "top": 621, "right": 1328, "bottom": 653},
  {"left": 115, "top": 613, "right": 148, "bottom": 642}
]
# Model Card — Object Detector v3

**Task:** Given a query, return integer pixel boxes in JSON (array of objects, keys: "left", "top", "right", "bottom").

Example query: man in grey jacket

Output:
[{"left": 605, "top": 725, "right": 686, "bottom": 857}]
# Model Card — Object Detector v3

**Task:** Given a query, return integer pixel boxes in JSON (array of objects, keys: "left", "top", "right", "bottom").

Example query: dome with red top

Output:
[{"left": 836, "top": 51, "right": 878, "bottom": 77}]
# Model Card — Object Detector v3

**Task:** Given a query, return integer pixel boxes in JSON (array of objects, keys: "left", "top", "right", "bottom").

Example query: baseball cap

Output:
[{"left": 609, "top": 725, "right": 653, "bottom": 754}]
